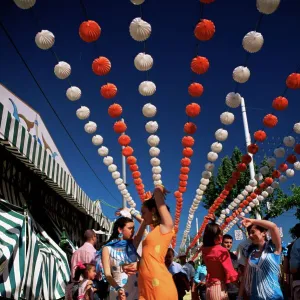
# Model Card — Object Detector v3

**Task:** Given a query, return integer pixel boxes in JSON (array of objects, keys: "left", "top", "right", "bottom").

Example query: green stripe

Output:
[
  {"left": 12, "top": 119, "right": 19, "bottom": 146},
  {"left": 19, "top": 127, "right": 26, "bottom": 154},
  {"left": 26, "top": 136, "right": 32, "bottom": 158},
  {"left": 4, "top": 112, "right": 11, "bottom": 139},
  {"left": 32, "top": 139, "right": 38, "bottom": 162}
]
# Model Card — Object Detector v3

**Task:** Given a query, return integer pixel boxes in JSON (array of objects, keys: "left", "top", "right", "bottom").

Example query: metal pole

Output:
[
  {"left": 240, "top": 97, "right": 261, "bottom": 220},
  {"left": 121, "top": 118, "right": 127, "bottom": 209},
  {"left": 196, "top": 218, "right": 200, "bottom": 246}
]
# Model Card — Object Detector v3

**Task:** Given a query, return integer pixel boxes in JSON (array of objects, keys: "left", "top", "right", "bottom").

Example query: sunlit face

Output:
[
  {"left": 87, "top": 266, "right": 96, "bottom": 280},
  {"left": 249, "top": 225, "right": 266, "bottom": 245},
  {"left": 141, "top": 205, "right": 153, "bottom": 225},
  {"left": 165, "top": 250, "right": 174, "bottom": 267},
  {"left": 222, "top": 238, "right": 233, "bottom": 251},
  {"left": 119, "top": 222, "right": 135, "bottom": 240}
]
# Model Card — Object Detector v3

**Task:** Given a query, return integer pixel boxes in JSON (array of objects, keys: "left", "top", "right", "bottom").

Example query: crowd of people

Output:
[{"left": 64, "top": 185, "right": 300, "bottom": 300}]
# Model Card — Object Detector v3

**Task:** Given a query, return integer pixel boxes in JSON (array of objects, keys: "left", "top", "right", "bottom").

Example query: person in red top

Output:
[{"left": 202, "top": 222, "right": 238, "bottom": 300}]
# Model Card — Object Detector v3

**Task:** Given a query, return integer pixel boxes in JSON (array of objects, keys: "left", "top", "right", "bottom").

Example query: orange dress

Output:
[{"left": 138, "top": 226, "right": 178, "bottom": 300}]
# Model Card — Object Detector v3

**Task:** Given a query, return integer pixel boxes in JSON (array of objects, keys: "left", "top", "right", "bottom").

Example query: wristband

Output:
[{"left": 130, "top": 209, "right": 140, "bottom": 218}]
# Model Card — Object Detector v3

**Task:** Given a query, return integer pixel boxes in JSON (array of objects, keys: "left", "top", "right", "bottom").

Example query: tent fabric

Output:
[{"left": 0, "top": 102, "right": 111, "bottom": 232}]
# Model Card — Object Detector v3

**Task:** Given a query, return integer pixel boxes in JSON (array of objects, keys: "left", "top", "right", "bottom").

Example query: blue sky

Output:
[{"left": 1, "top": 0, "right": 300, "bottom": 249}]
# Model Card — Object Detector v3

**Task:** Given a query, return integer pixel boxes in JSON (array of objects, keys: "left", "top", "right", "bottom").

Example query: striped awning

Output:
[{"left": 0, "top": 102, "right": 111, "bottom": 231}]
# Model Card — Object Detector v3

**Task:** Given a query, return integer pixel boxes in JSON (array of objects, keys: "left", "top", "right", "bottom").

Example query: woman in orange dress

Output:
[{"left": 123, "top": 186, "right": 178, "bottom": 300}]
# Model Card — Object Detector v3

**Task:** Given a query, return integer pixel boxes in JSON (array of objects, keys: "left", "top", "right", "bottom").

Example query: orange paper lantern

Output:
[
  {"left": 174, "top": 191, "right": 182, "bottom": 198},
  {"left": 134, "top": 178, "right": 142, "bottom": 185},
  {"left": 194, "top": 19, "right": 215, "bottom": 41},
  {"left": 184, "top": 122, "right": 197, "bottom": 135},
  {"left": 132, "top": 171, "right": 141, "bottom": 179},
  {"left": 136, "top": 184, "right": 145, "bottom": 191},
  {"left": 247, "top": 143, "right": 259, "bottom": 154},
  {"left": 254, "top": 130, "right": 267, "bottom": 142},
  {"left": 118, "top": 135, "right": 131, "bottom": 146},
  {"left": 130, "top": 164, "right": 139, "bottom": 172},
  {"left": 286, "top": 73, "right": 300, "bottom": 89},
  {"left": 188, "top": 82, "right": 204, "bottom": 97},
  {"left": 182, "top": 136, "right": 195, "bottom": 147},
  {"left": 183, "top": 147, "right": 194, "bottom": 157},
  {"left": 180, "top": 167, "right": 190, "bottom": 174},
  {"left": 186, "top": 103, "right": 201, "bottom": 118},
  {"left": 279, "top": 163, "right": 288, "bottom": 172},
  {"left": 113, "top": 121, "right": 127, "bottom": 134},
  {"left": 100, "top": 83, "right": 117, "bottom": 99},
  {"left": 272, "top": 96, "right": 288, "bottom": 111},
  {"left": 263, "top": 114, "right": 278, "bottom": 128},
  {"left": 179, "top": 174, "right": 189, "bottom": 181},
  {"left": 179, "top": 181, "right": 187, "bottom": 187},
  {"left": 191, "top": 56, "right": 209, "bottom": 74},
  {"left": 127, "top": 156, "right": 137, "bottom": 165},
  {"left": 181, "top": 157, "right": 191, "bottom": 167},
  {"left": 79, "top": 20, "right": 101, "bottom": 42},
  {"left": 264, "top": 177, "right": 273, "bottom": 186},
  {"left": 250, "top": 193, "right": 257, "bottom": 199},
  {"left": 287, "top": 154, "right": 297, "bottom": 164},
  {"left": 92, "top": 57, "right": 111, "bottom": 76},
  {"left": 179, "top": 186, "right": 187, "bottom": 193},
  {"left": 108, "top": 103, "right": 122, "bottom": 118},
  {"left": 122, "top": 146, "right": 134, "bottom": 157}
]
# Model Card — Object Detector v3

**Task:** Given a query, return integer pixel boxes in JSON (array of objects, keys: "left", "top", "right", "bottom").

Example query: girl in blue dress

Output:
[{"left": 238, "top": 218, "right": 284, "bottom": 300}]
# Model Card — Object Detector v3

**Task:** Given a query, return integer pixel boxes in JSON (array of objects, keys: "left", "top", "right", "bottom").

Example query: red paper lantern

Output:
[
  {"left": 287, "top": 154, "right": 297, "bottom": 164},
  {"left": 260, "top": 183, "right": 267, "bottom": 189},
  {"left": 272, "top": 96, "right": 288, "bottom": 111},
  {"left": 130, "top": 164, "right": 138, "bottom": 171},
  {"left": 188, "top": 83, "right": 204, "bottom": 97},
  {"left": 220, "top": 194, "right": 226, "bottom": 200},
  {"left": 254, "top": 130, "right": 267, "bottom": 142},
  {"left": 272, "top": 170, "right": 281, "bottom": 178},
  {"left": 174, "top": 191, "right": 182, "bottom": 198},
  {"left": 186, "top": 103, "right": 201, "bottom": 117},
  {"left": 183, "top": 147, "right": 194, "bottom": 157},
  {"left": 247, "top": 144, "right": 259, "bottom": 154},
  {"left": 232, "top": 171, "right": 241, "bottom": 179},
  {"left": 108, "top": 103, "right": 122, "bottom": 118},
  {"left": 92, "top": 57, "right": 111, "bottom": 76},
  {"left": 263, "top": 114, "right": 278, "bottom": 128},
  {"left": 79, "top": 20, "right": 101, "bottom": 42},
  {"left": 250, "top": 193, "right": 257, "bottom": 199},
  {"left": 182, "top": 136, "right": 195, "bottom": 147},
  {"left": 243, "top": 200, "right": 249, "bottom": 206},
  {"left": 132, "top": 171, "right": 141, "bottom": 179},
  {"left": 179, "top": 187, "right": 186, "bottom": 193},
  {"left": 264, "top": 177, "right": 273, "bottom": 186},
  {"left": 138, "top": 189, "right": 145, "bottom": 195},
  {"left": 254, "top": 188, "right": 261, "bottom": 195},
  {"left": 294, "top": 144, "right": 300, "bottom": 154},
  {"left": 225, "top": 184, "right": 233, "bottom": 191},
  {"left": 184, "top": 122, "right": 197, "bottom": 135},
  {"left": 194, "top": 19, "right": 215, "bottom": 41},
  {"left": 134, "top": 178, "right": 142, "bottom": 185},
  {"left": 246, "top": 196, "right": 252, "bottom": 202},
  {"left": 240, "top": 203, "right": 245, "bottom": 209},
  {"left": 237, "top": 163, "right": 247, "bottom": 172},
  {"left": 200, "top": 0, "right": 215, "bottom": 3},
  {"left": 180, "top": 167, "right": 190, "bottom": 174},
  {"left": 100, "top": 83, "right": 117, "bottom": 99},
  {"left": 228, "top": 178, "right": 237, "bottom": 186},
  {"left": 191, "top": 56, "right": 209, "bottom": 74},
  {"left": 222, "top": 190, "right": 229, "bottom": 196},
  {"left": 179, "top": 174, "right": 188, "bottom": 181},
  {"left": 136, "top": 184, "right": 145, "bottom": 191},
  {"left": 242, "top": 154, "right": 252, "bottom": 165},
  {"left": 127, "top": 156, "right": 137, "bottom": 165},
  {"left": 118, "top": 135, "right": 131, "bottom": 146},
  {"left": 113, "top": 121, "right": 127, "bottom": 134},
  {"left": 279, "top": 163, "right": 288, "bottom": 172},
  {"left": 122, "top": 146, "right": 134, "bottom": 157},
  {"left": 286, "top": 73, "right": 300, "bottom": 89},
  {"left": 181, "top": 157, "right": 191, "bottom": 167},
  {"left": 237, "top": 208, "right": 243, "bottom": 213},
  {"left": 179, "top": 181, "right": 187, "bottom": 187}
]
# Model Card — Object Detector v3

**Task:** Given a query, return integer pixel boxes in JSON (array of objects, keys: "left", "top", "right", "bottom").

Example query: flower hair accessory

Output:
[
  {"left": 76, "top": 261, "right": 86, "bottom": 270},
  {"left": 144, "top": 191, "right": 152, "bottom": 201}
]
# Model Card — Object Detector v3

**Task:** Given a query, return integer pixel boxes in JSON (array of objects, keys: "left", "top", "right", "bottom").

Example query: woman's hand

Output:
[
  {"left": 118, "top": 288, "right": 126, "bottom": 300},
  {"left": 241, "top": 217, "right": 253, "bottom": 228},
  {"left": 153, "top": 185, "right": 168, "bottom": 199},
  {"left": 122, "top": 262, "right": 138, "bottom": 275}
]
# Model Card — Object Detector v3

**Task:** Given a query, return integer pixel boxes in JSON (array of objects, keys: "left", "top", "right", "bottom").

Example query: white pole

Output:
[
  {"left": 240, "top": 97, "right": 261, "bottom": 220},
  {"left": 121, "top": 118, "right": 127, "bottom": 209},
  {"left": 196, "top": 218, "right": 199, "bottom": 246}
]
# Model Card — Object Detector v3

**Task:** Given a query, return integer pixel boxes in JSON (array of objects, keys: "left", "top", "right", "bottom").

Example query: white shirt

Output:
[{"left": 183, "top": 263, "right": 195, "bottom": 281}]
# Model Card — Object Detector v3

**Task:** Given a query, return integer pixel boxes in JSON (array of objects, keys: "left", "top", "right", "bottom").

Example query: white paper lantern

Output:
[
  {"left": 149, "top": 147, "right": 160, "bottom": 157},
  {"left": 145, "top": 121, "right": 158, "bottom": 133},
  {"left": 35, "top": 30, "right": 55, "bottom": 50},
  {"left": 202, "top": 171, "right": 212, "bottom": 179},
  {"left": 154, "top": 180, "right": 163, "bottom": 186},
  {"left": 244, "top": 208, "right": 249, "bottom": 214},
  {"left": 294, "top": 161, "right": 300, "bottom": 171},
  {"left": 152, "top": 166, "right": 162, "bottom": 174},
  {"left": 271, "top": 181, "right": 279, "bottom": 189},
  {"left": 201, "top": 178, "right": 210, "bottom": 185},
  {"left": 220, "top": 214, "right": 226, "bottom": 219},
  {"left": 76, "top": 106, "right": 90, "bottom": 120},
  {"left": 131, "top": 0, "right": 145, "bottom": 5},
  {"left": 237, "top": 194, "right": 244, "bottom": 201},
  {"left": 257, "top": 0, "right": 280, "bottom": 15},
  {"left": 215, "top": 129, "right": 228, "bottom": 142},
  {"left": 279, "top": 175, "right": 287, "bottom": 183},
  {"left": 260, "top": 166, "right": 269, "bottom": 175},
  {"left": 283, "top": 136, "right": 295, "bottom": 147},
  {"left": 153, "top": 174, "right": 161, "bottom": 181},
  {"left": 286, "top": 169, "right": 295, "bottom": 177},
  {"left": 14, "top": 0, "right": 36, "bottom": 9},
  {"left": 247, "top": 206, "right": 252, "bottom": 212},
  {"left": 92, "top": 135, "right": 103, "bottom": 146},
  {"left": 232, "top": 202, "right": 237, "bottom": 207},
  {"left": 249, "top": 202, "right": 255, "bottom": 208},
  {"left": 266, "top": 186, "right": 274, "bottom": 194},
  {"left": 147, "top": 135, "right": 160, "bottom": 147},
  {"left": 245, "top": 185, "right": 253, "bottom": 193},
  {"left": 129, "top": 17, "right": 151, "bottom": 41},
  {"left": 261, "top": 191, "right": 269, "bottom": 198},
  {"left": 242, "top": 190, "right": 248, "bottom": 197},
  {"left": 253, "top": 199, "right": 259, "bottom": 205},
  {"left": 274, "top": 147, "right": 285, "bottom": 158},
  {"left": 195, "top": 195, "right": 202, "bottom": 200},
  {"left": 221, "top": 209, "right": 226, "bottom": 214},
  {"left": 255, "top": 173, "right": 263, "bottom": 181},
  {"left": 196, "top": 189, "right": 204, "bottom": 196},
  {"left": 134, "top": 53, "right": 153, "bottom": 71},
  {"left": 207, "top": 152, "right": 218, "bottom": 162},
  {"left": 242, "top": 31, "right": 264, "bottom": 53},
  {"left": 293, "top": 123, "right": 300, "bottom": 134},
  {"left": 205, "top": 162, "right": 215, "bottom": 171},
  {"left": 220, "top": 112, "right": 235, "bottom": 125},
  {"left": 150, "top": 158, "right": 160, "bottom": 167},
  {"left": 142, "top": 103, "right": 157, "bottom": 117},
  {"left": 66, "top": 86, "right": 81, "bottom": 101},
  {"left": 224, "top": 208, "right": 230, "bottom": 215},
  {"left": 98, "top": 146, "right": 109, "bottom": 157},
  {"left": 225, "top": 92, "right": 242, "bottom": 108},
  {"left": 257, "top": 195, "right": 264, "bottom": 201},
  {"left": 267, "top": 157, "right": 276, "bottom": 167},
  {"left": 84, "top": 121, "right": 97, "bottom": 134},
  {"left": 54, "top": 61, "right": 71, "bottom": 80},
  {"left": 115, "top": 178, "right": 123, "bottom": 185},
  {"left": 211, "top": 142, "right": 223, "bottom": 153},
  {"left": 118, "top": 183, "right": 126, "bottom": 191},
  {"left": 249, "top": 179, "right": 257, "bottom": 187},
  {"left": 139, "top": 81, "right": 156, "bottom": 96},
  {"left": 112, "top": 171, "right": 120, "bottom": 180},
  {"left": 108, "top": 164, "right": 117, "bottom": 173},
  {"left": 199, "top": 184, "right": 207, "bottom": 191},
  {"left": 103, "top": 156, "right": 113, "bottom": 166},
  {"left": 240, "top": 212, "right": 245, "bottom": 217},
  {"left": 233, "top": 66, "right": 250, "bottom": 83},
  {"left": 121, "top": 189, "right": 128, "bottom": 196}
]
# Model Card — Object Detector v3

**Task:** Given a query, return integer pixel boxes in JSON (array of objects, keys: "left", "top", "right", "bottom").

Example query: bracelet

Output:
[{"left": 130, "top": 209, "right": 140, "bottom": 218}]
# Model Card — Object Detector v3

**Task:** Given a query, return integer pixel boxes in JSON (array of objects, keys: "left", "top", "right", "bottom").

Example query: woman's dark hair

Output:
[
  {"left": 142, "top": 197, "right": 170, "bottom": 225},
  {"left": 290, "top": 223, "right": 300, "bottom": 239},
  {"left": 203, "top": 223, "right": 222, "bottom": 247},
  {"left": 247, "top": 224, "right": 267, "bottom": 235},
  {"left": 104, "top": 217, "right": 133, "bottom": 245},
  {"left": 73, "top": 263, "right": 95, "bottom": 281}
]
